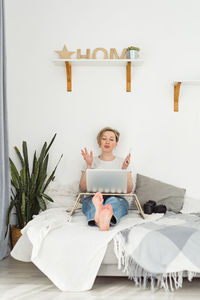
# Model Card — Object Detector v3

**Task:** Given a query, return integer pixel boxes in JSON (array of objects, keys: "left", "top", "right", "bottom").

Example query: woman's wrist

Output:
[{"left": 87, "top": 165, "right": 92, "bottom": 169}]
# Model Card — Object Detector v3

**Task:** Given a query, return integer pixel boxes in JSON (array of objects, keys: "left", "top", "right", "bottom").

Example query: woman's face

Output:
[{"left": 100, "top": 131, "right": 117, "bottom": 153}]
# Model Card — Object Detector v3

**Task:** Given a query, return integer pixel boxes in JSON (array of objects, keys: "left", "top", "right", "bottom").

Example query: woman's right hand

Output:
[{"left": 81, "top": 148, "right": 93, "bottom": 168}]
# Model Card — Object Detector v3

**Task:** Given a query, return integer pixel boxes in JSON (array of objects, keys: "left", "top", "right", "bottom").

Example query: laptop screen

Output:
[{"left": 86, "top": 169, "right": 127, "bottom": 193}]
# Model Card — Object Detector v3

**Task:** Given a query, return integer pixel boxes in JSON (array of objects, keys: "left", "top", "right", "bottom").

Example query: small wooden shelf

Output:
[
  {"left": 53, "top": 59, "right": 143, "bottom": 92},
  {"left": 174, "top": 80, "right": 200, "bottom": 112}
]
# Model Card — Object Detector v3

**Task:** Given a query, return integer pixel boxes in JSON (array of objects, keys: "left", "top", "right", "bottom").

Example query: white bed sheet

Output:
[{"left": 11, "top": 208, "right": 162, "bottom": 291}]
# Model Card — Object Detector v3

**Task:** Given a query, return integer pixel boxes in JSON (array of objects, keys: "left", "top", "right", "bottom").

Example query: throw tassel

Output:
[
  {"left": 113, "top": 233, "right": 196, "bottom": 292},
  {"left": 188, "top": 271, "right": 196, "bottom": 281},
  {"left": 114, "top": 233, "right": 126, "bottom": 270}
]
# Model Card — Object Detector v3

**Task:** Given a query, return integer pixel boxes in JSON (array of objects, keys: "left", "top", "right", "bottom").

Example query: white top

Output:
[{"left": 81, "top": 156, "right": 132, "bottom": 172}]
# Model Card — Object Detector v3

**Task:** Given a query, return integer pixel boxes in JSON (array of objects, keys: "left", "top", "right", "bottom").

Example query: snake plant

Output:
[{"left": 6, "top": 134, "right": 63, "bottom": 234}]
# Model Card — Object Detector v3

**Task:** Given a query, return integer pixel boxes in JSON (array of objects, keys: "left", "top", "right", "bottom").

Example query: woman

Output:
[{"left": 80, "top": 127, "right": 133, "bottom": 231}]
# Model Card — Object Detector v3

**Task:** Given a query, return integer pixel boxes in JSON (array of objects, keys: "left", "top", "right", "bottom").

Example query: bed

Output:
[{"left": 10, "top": 176, "right": 200, "bottom": 292}]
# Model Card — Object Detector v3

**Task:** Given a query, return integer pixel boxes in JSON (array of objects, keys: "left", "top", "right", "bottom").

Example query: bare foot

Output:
[
  {"left": 98, "top": 204, "right": 113, "bottom": 231},
  {"left": 92, "top": 192, "right": 104, "bottom": 224}
]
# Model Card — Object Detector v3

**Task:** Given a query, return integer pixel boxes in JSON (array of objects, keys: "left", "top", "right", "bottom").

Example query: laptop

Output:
[{"left": 86, "top": 169, "right": 127, "bottom": 194}]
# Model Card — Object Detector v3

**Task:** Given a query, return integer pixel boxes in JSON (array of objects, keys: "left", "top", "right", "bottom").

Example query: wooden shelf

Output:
[
  {"left": 53, "top": 59, "right": 143, "bottom": 92},
  {"left": 174, "top": 80, "right": 200, "bottom": 112},
  {"left": 54, "top": 58, "right": 143, "bottom": 65},
  {"left": 174, "top": 80, "right": 200, "bottom": 84}
]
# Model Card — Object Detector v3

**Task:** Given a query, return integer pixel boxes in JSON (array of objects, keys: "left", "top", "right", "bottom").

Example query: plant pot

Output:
[
  {"left": 127, "top": 50, "right": 139, "bottom": 59},
  {"left": 10, "top": 226, "right": 22, "bottom": 248}
]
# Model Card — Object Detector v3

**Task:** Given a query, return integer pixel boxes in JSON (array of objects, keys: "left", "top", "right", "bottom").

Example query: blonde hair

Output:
[{"left": 97, "top": 127, "right": 120, "bottom": 146}]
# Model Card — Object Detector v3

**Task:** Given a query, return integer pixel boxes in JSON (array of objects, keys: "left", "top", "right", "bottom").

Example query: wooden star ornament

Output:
[{"left": 55, "top": 45, "right": 75, "bottom": 59}]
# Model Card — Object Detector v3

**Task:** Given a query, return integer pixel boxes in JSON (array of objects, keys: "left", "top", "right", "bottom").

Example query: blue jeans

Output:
[{"left": 82, "top": 195, "right": 129, "bottom": 226}]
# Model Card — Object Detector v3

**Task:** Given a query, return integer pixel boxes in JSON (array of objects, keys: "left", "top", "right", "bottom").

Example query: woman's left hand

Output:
[{"left": 122, "top": 153, "right": 131, "bottom": 170}]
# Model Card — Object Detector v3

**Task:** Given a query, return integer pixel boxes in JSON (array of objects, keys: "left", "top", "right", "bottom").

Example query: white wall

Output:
[{"left": 5, "top": 0, "right": 200, "bottom": 197}]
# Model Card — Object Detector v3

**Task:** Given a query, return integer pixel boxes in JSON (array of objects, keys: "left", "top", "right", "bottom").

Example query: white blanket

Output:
[{"left": 11, "top": 207, "right": 162, "bottom": 291}]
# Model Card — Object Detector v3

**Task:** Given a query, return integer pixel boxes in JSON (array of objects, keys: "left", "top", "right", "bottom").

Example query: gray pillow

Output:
[{"left": 134, "top": 174, "right": 186, "bottom": 213}]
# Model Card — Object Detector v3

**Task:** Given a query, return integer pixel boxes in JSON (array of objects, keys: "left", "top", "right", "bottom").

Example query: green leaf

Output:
[
  {"left": 14, "top": 146, "right": 24, "bottom": 167},
  {"left": 42, "top": 154, "right": 63, "bottom": 192},
  {"left": 22, "top": 141, "right": 30, "bottom": 178},
  {"left": 45, "top": 133, "right": 57, "bottom": 155},
  {"left": 39, "top": 142, "right": 47, "bottom": 165},
  {"left": 9, "top": 158, "right": 20, "bottom": 189},
  {"left": 36, "top": 143, "right": 48, "bottom": 190},
  {"left": 30, "top": 159, "right": 39, "bottom": 191},
  {"left": 32, "top": 151, "right": 37, "bottom": 174},
  {"left": 37, "top": 196, "right": 46, "bottom": 211},
  {"left": 127, "top": 46, "right": 140, "bottom": 51},
  {"left": 20, "top": 167, "right": 26, "bottom": 190},
  {"left": 42, "top": 154, "right": 49, "bottom": 177},
  {"left": 42, "top": 193, "right": 54, "bottom": 202},
  {"left": 37, "top": 174, "right": 47, "bottom": 194},
  {"left": 42, "top": 170, "right": 55, "bottom": 192},
  {"left": 11, "top": 189, "right": 15, "bottom": 198},
  {"left": 21, "top": 191, "right": 26, "bottom": 225}
]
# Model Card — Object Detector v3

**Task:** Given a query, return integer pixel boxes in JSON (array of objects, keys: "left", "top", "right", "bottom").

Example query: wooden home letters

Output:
[
  {"left": 77, "top": 49, "right": 91, "bottom": 59},
  {"left": 92, "top": 48, "right": 108, "bottom": 59},
  {"left": 110, "top": 48, "right": 127, "bottom": 59},
  {"left": 56, "top": 45, "right": 128, "bottom": 59}
]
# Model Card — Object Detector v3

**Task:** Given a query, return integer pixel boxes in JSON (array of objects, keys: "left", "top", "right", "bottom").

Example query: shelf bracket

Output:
[
  {"left": 174, "top": 81, "right": 181, "bottom": 112},
  {"left": 126, "top": 61, "right": 131, "bottom": 92},
  {"left": 65, "top": 61, "right": 72, "bottom": 92}
]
